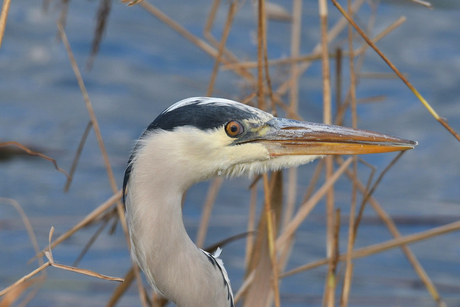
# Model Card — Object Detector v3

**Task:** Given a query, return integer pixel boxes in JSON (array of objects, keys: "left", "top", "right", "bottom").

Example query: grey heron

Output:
[{"left": 123, "top": 97, "right": 416, "bottom": 307}]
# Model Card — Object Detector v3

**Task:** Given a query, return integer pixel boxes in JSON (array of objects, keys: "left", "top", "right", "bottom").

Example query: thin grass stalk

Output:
[
  {"left": 196, "top": 177, "right": 223, "bottom": 248},
  {"left": 57, "top": 23, "right": 119, "bottom": 199},
  {"left": 57, "top": 24, "right": 131, "bottom": 255},
  {"left": 203, "top": 0, "right": 254, "bottom": 81},
  {"left": 300, "top": 159, "right": 325, "bottom": 205},
  {"left": 341, "top": 0, "right": 358, "bottom": 304},
  {"left": 263, "top": 175, "right": 281, "bottom": 307},
  {"left": 277, "top": 157, "right": 352, "bottom": 250},
  {"left": 336, "top": 156, "right": 446, "bottom": 306},
  {"left": 329, "top": 0, "right": 460, "bottom": 142},
  {"left": 282, "top": 219, "right": 460, "bottom": 278},
  {"left": 0, "top": 0, "right": 11, "bottom": 50},
  {"left": 289, "top": 0, "right": 302, "bottom": 115},
  {"left": 139, "top": 0, "right": 252, "bottom": 81},
  {"left": 234, "top": 270, "right": 255, "bottom": 303},
  {"left": 31, "top": 190, "right": 122, "bottom": 262},
  {"left": 245, "top": 183, "right": 258, "bottom": 266},
  {"left": 73, "top": 217, "right": 110, "bottom": 267},
  {"left": 276, "top": 0, "right": 365, "bottom": 96},
  {"left": 224, "top": 14, "right": 406, "bottom": 73},
  {"left": 106, "top": 267, "right": 135, "bottom": 307},
  {"left": 64, "top": 120, "right": 92, "bottom": 192},
  {"left": 353, "top": 152, "right": 405, "bottom": 238},
  {"left": 318, "top": 0, "right": 336, "bottom": 304},
  {"left": 206, "top": 0, "right": 237, "bottom": 96},
  {"left": 257, "top": 0, "right": 266, "bottom": 110},
  {"left": 0, "top": 142, "right": 70, "bottom": 179}
]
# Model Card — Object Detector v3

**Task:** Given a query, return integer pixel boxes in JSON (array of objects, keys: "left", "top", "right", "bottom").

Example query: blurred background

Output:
[{"left": 0, "top": 0, "right": 459, "bottom": 306}]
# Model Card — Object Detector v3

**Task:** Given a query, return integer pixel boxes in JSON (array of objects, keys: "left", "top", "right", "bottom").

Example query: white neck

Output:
[{"left": 125, "top": 132, "right": 233, "bottom": 307}]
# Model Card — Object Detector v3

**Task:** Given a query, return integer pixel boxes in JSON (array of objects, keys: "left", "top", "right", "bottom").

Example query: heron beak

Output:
[{"left": 252, "top": 118, "right": 417, "bottom": 157}]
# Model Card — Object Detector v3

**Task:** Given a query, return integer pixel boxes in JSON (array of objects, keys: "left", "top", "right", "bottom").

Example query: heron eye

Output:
[{"left": 225, "top": 120, "right": 244, "bottom": 137}]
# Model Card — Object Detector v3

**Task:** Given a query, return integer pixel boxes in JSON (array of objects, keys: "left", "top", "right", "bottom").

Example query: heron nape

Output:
[{"left": 123, "top": 97, "right": 416, "bottom": 307}]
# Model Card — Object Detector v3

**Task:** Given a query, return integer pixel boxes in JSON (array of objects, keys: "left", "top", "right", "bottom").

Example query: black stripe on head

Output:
[{"left": 146, "top": 99, "right": 260, "bottom": 132}]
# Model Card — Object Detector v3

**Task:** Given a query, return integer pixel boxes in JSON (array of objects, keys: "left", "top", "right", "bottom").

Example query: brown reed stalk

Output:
[
  {"left": 256, "top": 0, "right": 266, "bottom": 110},
  {"left": 336, "top": 156, "right": 446, "bottom": 306},
  {"left": 223, "top": 14, "right": 406, "bottom": 73},
  {"left": 282, "top": 219, "right": 460, "bottom": 279},
  {"left": 0, "top": 0, "right": 11, "bottom": 50},
  {"left": 263, "top": 175, "right": 281, "bottom": 307},
  {"left": 32, "top": 190, "right": 122, "bottom": 261},
  {"left": 64, "top": 120, "right": 92, "bottom": 192},
  {"left": 245, "top": 183, "right": 259, "bottom": 266},
  {"left": 206, "top": 0, "right": 238, "bottom": 96},
  {"left": 330, "top": 0, "right": 460, "bottom": 142},
  {"left": 203, "top": 0, "right": 254, "bottom": 82},
  {"left": 340, "top": 0, "right": 358, "bottom": 304},
  {"left": 276, "top": 157, "right": 352, "bottom": 250},
  {"left": 0, "top": 142, "right": 70, "bottom": 180},
  {"left": 139, "top": 0, "right": 252, "bottom": 81},
  {"left": 276, "top": 0, "right": 365, "bottom": 96},
  {"left": 196, "top": 177, "right": 223, "bottom": 248}
]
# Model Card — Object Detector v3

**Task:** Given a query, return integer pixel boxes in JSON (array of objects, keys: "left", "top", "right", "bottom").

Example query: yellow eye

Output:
[{"left": 225, "top": 121, "right": 244, "bottom": 137}]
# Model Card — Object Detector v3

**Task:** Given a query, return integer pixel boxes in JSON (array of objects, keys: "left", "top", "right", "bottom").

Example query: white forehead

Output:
[{"left": 163, "top": 97, "right": 272, "bottom": 120}]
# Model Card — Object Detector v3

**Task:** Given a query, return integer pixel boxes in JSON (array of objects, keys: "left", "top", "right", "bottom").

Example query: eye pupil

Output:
[{"left": 231, "top": 125, "right": 238, "bottom": 133}]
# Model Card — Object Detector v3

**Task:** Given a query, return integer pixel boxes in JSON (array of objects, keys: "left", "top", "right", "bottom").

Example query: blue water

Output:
[{"left": 1, "top": 0, "right": 460, "bottom": 306}]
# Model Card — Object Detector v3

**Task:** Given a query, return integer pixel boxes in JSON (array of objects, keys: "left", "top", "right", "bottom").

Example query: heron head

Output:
[{"left": 124, "top": 97, "right": 416, "bottom": 194}]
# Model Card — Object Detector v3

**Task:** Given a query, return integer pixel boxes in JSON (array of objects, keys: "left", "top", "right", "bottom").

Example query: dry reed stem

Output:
[
  {"left": 58, "top": 23, "right": 119, "bottom": 199},
  {"left": 256, "top": 0, "right": 266, "bottom": 110},
  {"left": 330, "top": 0, "right": 460, "bottom": 142},
  {"left": 340, "top": 1, "right": 358, "bottom": 303},
  {"left": 106, "top": 267, "right": 135, "bottom": 307},
  {"left": 410, "top": 0, "right": 432, "bottom": 8},
  {"left": 0, "top": 198, "right": 46, "bottom": 306},
  {"left": 64, "top": 120, "right": 93, "bottom": 192},
  {"left": 335, "top": 15, "right": 406, "bottom": 125},
  {"left": 196, "top": 177, "right": 223, "bottom": 248},
  {"left": 0, "top": 277, "right": 44, "bottom": 307},
  {"left": 282, "top": 168, "right": 297, "bottom": 229},
  {"left": 356, "top": 95, "right": 386, "bottom": 104},
  {"left": 73, "top": 216, "right": 110, "bottom": 267},
  {"left": 318, "top": 0, "right": 336, "bottom": 303},
  {"left": 276, "top": 0, "right": 365, "bottom": 96},
  {"left": 0, "top": 142, "right": 70, "bottom": 180},
  {"left": 0, "top": 198, "right": 45, "bottom": 267},
  {"left": 288, "top": 0, "right": 302, "bottom": 118},
  {"left": 139, "top": 0, "right": 252, "bottom": 81},
  {"left": 324, "top": 209, "right": 341, "bottom": 307},
  {"left": 300, "top": 159, "right": 325, "bottom": 205},
  {"left": 353, "top": 152, "right": 406, "bottom": 238},
  {"left": 32, "top": 190, "right": 122, "bottom": 261},
  {"left": 0, "top": 264, "right": 49, "bottom": 298},
  {"left": 203, "top": 0, "right": 254, "bottom": 82},
  {"left": 57, "top": 24, "right": 130, "bottom": 239},
  {"left": 223, "top": 14, "right": 406, "bottom": 72},
  {"left": 44, "top": 227, "right": 123, "bottom": 282},
  {"left": 1, "top": 230, "right": 123, "bottom": 298},
  {"left": 282, "top": 219, "right": 460, "bottom": 279},
  {"left": 206, "top": 0, "right": 237, "bottom": 97},
  {"left": 245, "top": 184, "right": 258, "bottom": 266},
  {"left": 358, "top": 72, "right": 403, "bottom": 79},
  {"left": 243, "top": 172, "right": 281, "bottom": 307},
  {"left": 336, "top": 156, "right": 445, "bottom": 306},
  {"left": 0, "top": 0, "right": 11, "bottom": 50},
  {"left": 276, "top": 157, "right": 352, "bottom": 250},
  {"left": 263, "top": 175, "right": 280, "bottom": 307},
  {"left": 234, "top": 270, "right": 255, "bottom": 303}
]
